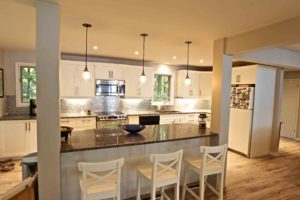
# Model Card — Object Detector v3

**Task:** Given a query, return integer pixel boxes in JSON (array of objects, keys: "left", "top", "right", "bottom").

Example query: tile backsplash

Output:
[
  {"left": 5, "top": 95, "right": 211, "bottom": 116},
  {"left": 60, "top": 97, "right": 211, "bottom": 115},
  {"left": 6, "top": 95, "right": 29, "bottom": 115}
]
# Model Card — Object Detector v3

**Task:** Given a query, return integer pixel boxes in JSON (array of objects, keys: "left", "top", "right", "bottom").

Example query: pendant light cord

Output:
[
  {"left": 85, "top": 26, "right": 88, "bottom": 69},
  {"left": 142, "top": 35, "right": 146, "bottom": 75},
  {"left": 186, "top": 42, "right": 190, "bottom": 77},
  {"left": 185, "top": 41, "right": 192, "bottom": 78}
]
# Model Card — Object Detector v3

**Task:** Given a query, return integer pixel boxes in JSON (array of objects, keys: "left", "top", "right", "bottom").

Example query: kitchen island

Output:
[{"left": 60, "top": 124, "right": 218, "bottom": 200}]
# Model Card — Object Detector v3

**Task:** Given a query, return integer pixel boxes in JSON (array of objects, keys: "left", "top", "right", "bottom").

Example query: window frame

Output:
[
  {"left": 152, "top": 73, "right": 175, "bottom": 105},
  {"left": 15, "top": 62, "right": 36, "bottom": 107}
]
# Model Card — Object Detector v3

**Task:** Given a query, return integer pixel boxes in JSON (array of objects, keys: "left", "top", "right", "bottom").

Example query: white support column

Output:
[
  {"left": 210, "top": 38, "right": 232, "bottom": 145},
  {"left": 36, "top": 1, "right": 61, "bottom": 200},
  {"left": 271, "top": 68, "right": 284, "bottom": 154}
]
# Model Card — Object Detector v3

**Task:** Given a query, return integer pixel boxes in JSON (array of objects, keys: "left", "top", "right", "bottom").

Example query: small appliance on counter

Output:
[
  {"left": 30, "top": 99, "right": 37, "bottom": 116},
  {"left": 198, "top": 113, "right": 207, "bottom": 129},
  {"left": 96, "top": 111, "right": 128, "bottom": 129}
]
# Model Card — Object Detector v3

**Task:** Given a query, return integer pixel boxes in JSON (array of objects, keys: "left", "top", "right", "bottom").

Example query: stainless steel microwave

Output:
[{"left": 95, "top": 79, "right": 125, "bottom": 96}]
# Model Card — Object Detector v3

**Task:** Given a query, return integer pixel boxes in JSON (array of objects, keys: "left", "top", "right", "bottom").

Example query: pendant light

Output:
[
  {"left": 140, "top": 33, "right": 148, "bottom": 83},
  {"left": 184, "top": 41, "right": 192, "bottom": 86},
  {"left": 82, "top": 23, "right": 92, "bottom": 80}
]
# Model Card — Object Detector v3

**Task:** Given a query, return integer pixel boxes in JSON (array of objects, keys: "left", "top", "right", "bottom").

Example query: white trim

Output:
[{"left": 15, "top": 62, "right": 36, "bottom": 107}]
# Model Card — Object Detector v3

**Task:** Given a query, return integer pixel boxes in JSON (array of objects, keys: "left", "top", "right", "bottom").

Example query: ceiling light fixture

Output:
[
  {"left": 184, "top": 41, "right": 192, "bottom": 86},
  {"left": 134, "top": 51, "right": 139, "bottom": 55},
  {"left": 172, "top": 56, "right": 177, "bottom": 60},
  {"left": 140, "top": 33, "right": 148, "bottom": 83},
  {"left": 82, "top": 23, "right": 92, "bottom": 80},
  {"left": 93, "top": 45, "right": 98, "bottom": 50},
  {"left": 200, "top": 59, "right": 204, "bottom": 63}
]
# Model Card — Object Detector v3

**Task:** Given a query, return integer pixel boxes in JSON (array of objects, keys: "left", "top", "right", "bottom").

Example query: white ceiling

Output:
[{"left": 0, "top": 0, "right": 300, "bottom": 66}]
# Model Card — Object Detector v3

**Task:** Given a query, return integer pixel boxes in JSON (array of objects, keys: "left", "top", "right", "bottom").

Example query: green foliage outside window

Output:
[
  {"left": 153, "top": 74, "right": 171, "bottom": 102},
  {"left": 21, "top": 66, "right": 36, "bottom": 103}
]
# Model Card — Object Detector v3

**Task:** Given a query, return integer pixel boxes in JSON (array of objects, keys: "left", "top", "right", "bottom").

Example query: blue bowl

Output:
[{"left": 121, "top": 124, "right": 145, "bottom": 134}]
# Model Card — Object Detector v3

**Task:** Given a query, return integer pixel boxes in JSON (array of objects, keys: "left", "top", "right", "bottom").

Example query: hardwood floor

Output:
[
  {"left": 0, "top": 160, "right": 22, "bottom": 199},
  {"left": 0, "top": 138, "right": 299, "bottom": 200},
  {"left": 180, "top": 137, "right": 300, "bottom": 200}
]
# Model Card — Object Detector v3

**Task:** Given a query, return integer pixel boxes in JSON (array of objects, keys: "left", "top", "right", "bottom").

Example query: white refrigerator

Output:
[{"left": 228, "top": 86, "right": 255, "bottom": 157}]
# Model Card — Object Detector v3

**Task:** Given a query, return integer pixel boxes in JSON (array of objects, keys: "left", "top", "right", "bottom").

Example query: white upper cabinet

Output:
[
  {"left": 60, "top": 60, "right": 95, "bottom": 97},
  {"left": 123, "top": 66, "right": 154, "bottom": 98},
  {"left": 94, "top": 63, "right": 123, "bottom": 80},
  {"left": 177, "top": 70, "right": 212, "bottom": 99},
  {"left": 199, "top": 72, "right": 212, "bottom": 98},
  {"left": 177, "top": 70, "right": 200, "bottom": 98},
  {"left": 231, "top": 65, "right": 257, "bottom": 84}
]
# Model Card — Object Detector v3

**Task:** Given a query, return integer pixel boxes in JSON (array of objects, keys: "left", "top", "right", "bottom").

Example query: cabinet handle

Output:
[
  {"left": 199, "top": 90, "right": 202, "bottom": 96},
  {"left": 25, "top": 123, "right": 27, "bottom": 131},
  {"left": 29, "top": 123, "right": 31, "bottom": 131},
  {"left": 236, "top": 75, "right": 241, "bottom": 83}
]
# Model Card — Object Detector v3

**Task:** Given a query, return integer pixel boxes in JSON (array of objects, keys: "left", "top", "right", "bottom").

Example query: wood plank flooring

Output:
[
  {"left": 0, "top": 138, "right": 299, "bottom": 199},
  {"left": 0, "top": 160, "right": 22, "bottom": 199}
]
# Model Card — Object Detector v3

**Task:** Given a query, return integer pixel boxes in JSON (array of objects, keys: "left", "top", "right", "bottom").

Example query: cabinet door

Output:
[
  {"left": 124, "top": 67, "right": 154, "bottom": 98},
  {"left": 60, "top": 62, "right": 76, "bottom": 97},
  {"left": 232, "top": 66, "right": 257, "bottom": 84},
  {"left": 0, "top": 121, "right": 27, "bottom": 157},
  {"left": 128, "top": 116, "right": 139, "bottom": 124},
  {"left": 189, "top": 72, "right": 200, "bottom": 98},
  {"left": 140, "top": 67, "right": 154, "bottom": 98},
  {"left": 95, "top": 63, "right": 123, "bottom": 80},
  {"left": 76, "top": 63, "right": 95, "bottom": 97},
  {"left": 27, "top": 121, "right": 37, "bottom": 153},
  {"left": 124, "top": 67, "right": 140, "bottom": 97},
  {"left": 199, "top": 73, "right": 212, "bottom": 98}
]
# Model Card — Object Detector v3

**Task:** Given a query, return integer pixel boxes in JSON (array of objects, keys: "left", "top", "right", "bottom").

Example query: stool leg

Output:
[
  {"left": 151, "top": 186, "right": 156, "bottom": 200},
  {"left": 160, "top": 187, "right": 164, "bottom": 200},
  {"left": 199, "top": 175, "right": 205, "bottom": 200},
  {"left": 219, "top": 173, "right": 224, "bottom": 200},
  {"left": 137, "top": 173, "right": 141, "bottom": 200},
  {"left": 175, "top": 183, "right": 180, "bottom": 200},
  {"left": 181, "top": 166, "right": 187, "bottom": 200}
]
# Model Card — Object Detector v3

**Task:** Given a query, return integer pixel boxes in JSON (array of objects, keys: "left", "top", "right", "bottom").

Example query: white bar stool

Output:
[
  {"left": 136, "top": 149, "right": 183, "bottom": 200},
  {"left": 78, "top": 158, "right": 124, "bottom": 200},
  {"left": 182, "top": 145, "right": 227, "bottom": 200}
]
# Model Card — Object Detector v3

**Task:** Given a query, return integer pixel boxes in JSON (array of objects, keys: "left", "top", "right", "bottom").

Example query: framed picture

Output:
[{"left": 0, "top": 69, "right": 4, "bottom": 98}]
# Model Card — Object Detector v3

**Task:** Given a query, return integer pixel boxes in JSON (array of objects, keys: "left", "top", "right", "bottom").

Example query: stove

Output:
[{"left": 96, "top": 111, "right": 127, "bottom": 121}]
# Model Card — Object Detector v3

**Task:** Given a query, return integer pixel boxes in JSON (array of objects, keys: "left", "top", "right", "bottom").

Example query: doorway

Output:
[{"left": 281, "top": 79, "right": 300, "bottom": 139}]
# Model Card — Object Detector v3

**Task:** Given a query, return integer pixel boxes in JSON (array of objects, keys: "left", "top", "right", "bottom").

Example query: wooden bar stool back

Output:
[
  {"left": 182, "top": 144, "right": 227, "bottom": 200},
  {"left": 137, "top": 149, "right": 183, "bottom": 200},
  {"left": 78, "top": 158, "right": 124, "bottom": 200}
]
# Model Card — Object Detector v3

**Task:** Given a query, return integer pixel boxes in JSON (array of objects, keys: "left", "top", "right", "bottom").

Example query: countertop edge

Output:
[{"left": 60, "top": 132, "right": 218, "bottom": 153}]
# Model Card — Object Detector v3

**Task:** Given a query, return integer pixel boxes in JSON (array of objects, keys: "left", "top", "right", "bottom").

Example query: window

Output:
[
  {"left": 15, "top": 63, "right": 36, "bottom": 107},
  {"left": 153, "top": 74, "right": 171, "bottom": 102}
]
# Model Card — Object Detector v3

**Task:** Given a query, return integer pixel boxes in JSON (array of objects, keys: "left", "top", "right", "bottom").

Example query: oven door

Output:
[{"left": 97, "top": 119, "right": 129, "bottom": 129}]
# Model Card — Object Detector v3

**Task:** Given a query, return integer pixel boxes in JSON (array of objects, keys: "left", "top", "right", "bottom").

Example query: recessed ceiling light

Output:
[
  {"left": 134, "top": 51, "right": 139, "bottom": 55},
  {"left": 172, "top": 56, "right": 177, "bottom": 60},
  {"left": 200, "top": 59, "right": 204, "bottom": 63},
  {"left": 93, "top": 46, "right": 98, "bottom": 50},
  {"left": 166, "top": 62, "right": 170, "bottom": 65}
]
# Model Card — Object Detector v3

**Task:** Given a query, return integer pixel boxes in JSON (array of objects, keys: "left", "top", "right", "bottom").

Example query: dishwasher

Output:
[{"left": 139, "top": 115, "right": 160, "bottom": 125}]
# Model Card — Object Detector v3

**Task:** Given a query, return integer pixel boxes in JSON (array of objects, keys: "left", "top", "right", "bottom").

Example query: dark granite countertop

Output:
[
  {"left": 0, "top": 115, "right": 37, "bottom": 121},
  {"left": 125, "top": 109, "right": 211, "bottom": 116},
  {"left": 60, "top": 124, "right": 217, "bottom": 153},
  {"left": 0, "top": 114, "right": 97, "bottom": 121}
]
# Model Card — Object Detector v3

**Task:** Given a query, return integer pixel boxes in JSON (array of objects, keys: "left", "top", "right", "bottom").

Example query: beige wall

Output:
[{"left": 3, "top": 49, "right": 36, "bottom": 96}]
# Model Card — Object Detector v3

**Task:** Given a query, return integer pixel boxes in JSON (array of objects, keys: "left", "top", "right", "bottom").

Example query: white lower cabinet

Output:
[
  {"left": 159, "top": 114, "right": 199, "bottom": 125},
  {"left": 0, "top": 120, "right": 37, "bottom": 158},
  {"left": 60, "top": 117, "right": 96, "bottom": 130}
]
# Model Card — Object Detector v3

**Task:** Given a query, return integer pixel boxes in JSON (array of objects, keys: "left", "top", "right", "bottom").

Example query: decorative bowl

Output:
[
  {"left": 121, "top": 124, "right": 145, "bottom": 134},
  {"left": 61, "top": 126, "right": 73, "bottom": 141}
]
